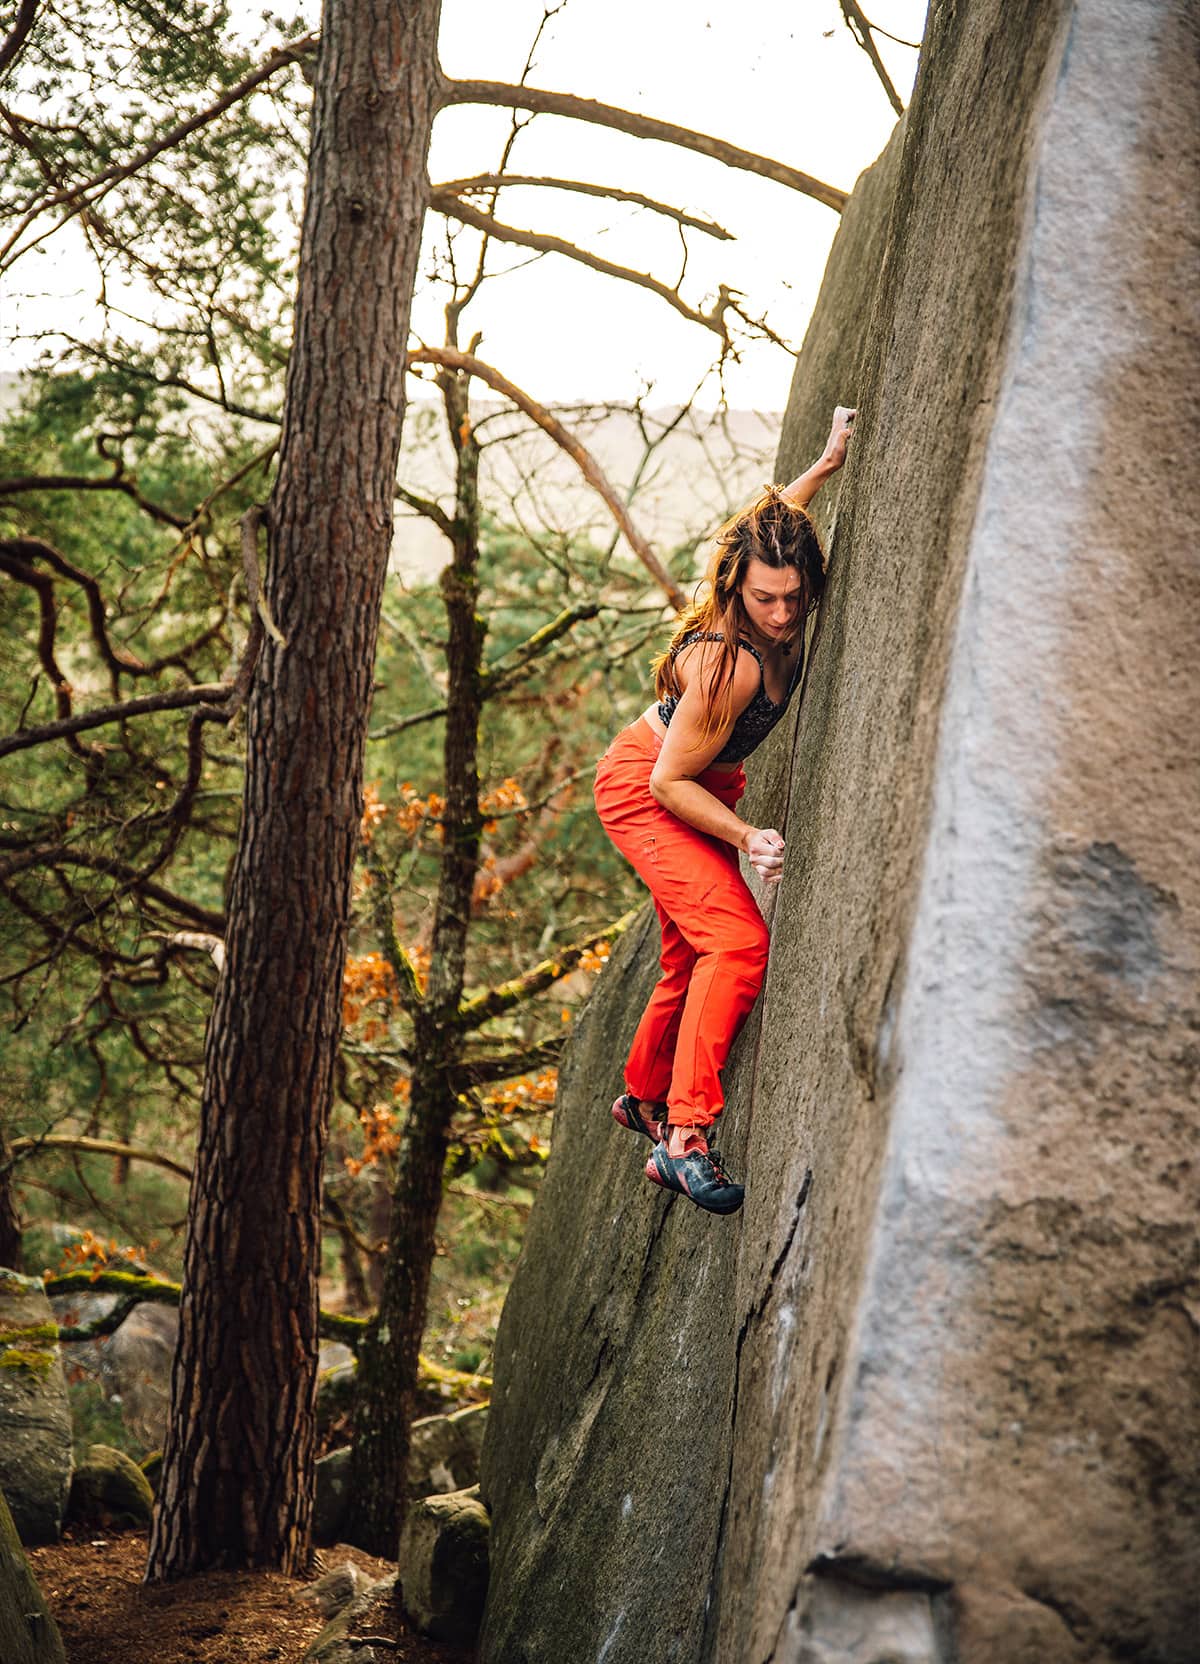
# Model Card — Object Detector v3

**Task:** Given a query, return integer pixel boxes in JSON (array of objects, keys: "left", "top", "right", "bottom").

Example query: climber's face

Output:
[{"left": 739, "top": 557, "right": 804, "bottom": 648}]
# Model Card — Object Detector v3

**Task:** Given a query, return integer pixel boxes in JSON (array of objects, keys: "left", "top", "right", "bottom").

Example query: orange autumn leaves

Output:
[
  {"left": 343, "top": 1070, "right": 558, "bottom": 1176},
  {"left": 361, "top": 777, "right": 529, "bottom": 847}
]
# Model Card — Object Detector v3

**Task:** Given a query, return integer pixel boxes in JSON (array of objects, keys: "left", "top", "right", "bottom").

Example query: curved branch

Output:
[
  {"left": 0, "top": 681, "right": 231, "bottom": 759},
  {"left": 438, "top": 79, "right": 848, "bottom": 212},
  {"left": 408, "top": 347, "right": 687, "bottom": 611},
  {"left": 20, "top": 851, "right": 225, "bottom": 930},
  {"left": 0, "top": 470, "right": 187, "bottom": 529},
  {"left": 1, "top": 536, "right": 221, "bottom": 685},
  {"left": 11, "top": 1133, "right": 192, "bottom": 1181},
  {"left": 432, "top": 194, "right": 732, "bottom": 337},
  {"left": 453, "top": 907, "right": 639, "bottom": 1033},
  {"left": 42, "top": 1269, "right": 492, "bottom": 1386},
  {"left": 432, "top": 175, "right": 733, "bottom": 239}
]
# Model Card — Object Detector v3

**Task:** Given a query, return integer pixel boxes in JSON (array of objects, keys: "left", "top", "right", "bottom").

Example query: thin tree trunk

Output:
[
  {"left": 147, "top": 0, "right": 443, "bottom": 1579},
  {"left": 0, "top": 1121, "right": 22, "bottom": 1271},
  {"left": 347, "top": 367, "right": 485, "bottom": 1555}
]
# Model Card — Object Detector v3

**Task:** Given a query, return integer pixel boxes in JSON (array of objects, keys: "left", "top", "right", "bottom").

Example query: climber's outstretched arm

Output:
[{"left": 780, "top": 404, "right": 857, "bottom": 508}]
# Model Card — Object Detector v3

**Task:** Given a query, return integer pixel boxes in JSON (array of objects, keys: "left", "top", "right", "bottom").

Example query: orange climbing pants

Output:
[{"left": 592, "top": 717, "right": 770, "bottom": 1129}]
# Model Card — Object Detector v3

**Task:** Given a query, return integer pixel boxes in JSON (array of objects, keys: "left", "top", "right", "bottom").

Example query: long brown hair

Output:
[{"left": 651, "top": 486, "right": 826, "bottom": 749}]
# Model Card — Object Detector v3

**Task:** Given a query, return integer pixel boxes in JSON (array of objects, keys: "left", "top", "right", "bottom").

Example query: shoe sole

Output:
[{"left": 645, "top": 1149, "right": 745, "bottom": 1215}]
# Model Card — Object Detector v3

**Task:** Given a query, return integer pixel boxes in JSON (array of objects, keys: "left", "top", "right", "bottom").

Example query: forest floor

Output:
[{"left": 29, "top": 1530, "right": 475, "bottom": 1664}]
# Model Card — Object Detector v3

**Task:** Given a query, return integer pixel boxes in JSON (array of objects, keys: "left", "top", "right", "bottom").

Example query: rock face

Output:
[
  {"left": 0, "top": 1486, "right": 66, "bottom": 1664},
  {"left": 0, "top": 1271, "right": 73, "bottom": 1546},
  {"left": 479, "top": 4, "right": 1200, "bottom": 1663}
]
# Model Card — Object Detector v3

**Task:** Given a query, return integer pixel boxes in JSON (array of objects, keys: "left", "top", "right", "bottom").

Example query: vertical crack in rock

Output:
[{"left": 702, "top": 1170, "right": 814, "bottom": 1657}]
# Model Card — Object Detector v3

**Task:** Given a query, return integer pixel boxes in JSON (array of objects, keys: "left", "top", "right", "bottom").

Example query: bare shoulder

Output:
[{"left": 674, "top": 635, "right": 761, "bottom": 705}]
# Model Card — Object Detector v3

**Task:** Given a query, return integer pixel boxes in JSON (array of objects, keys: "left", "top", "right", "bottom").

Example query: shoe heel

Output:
[{"left": 645, "top": 1153, "right": 665, "bottom": 1187}]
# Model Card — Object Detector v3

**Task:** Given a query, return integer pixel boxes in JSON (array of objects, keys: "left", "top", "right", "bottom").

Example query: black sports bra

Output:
[{"left": 655, "top": 630, "right": 804, "bottom": 765}]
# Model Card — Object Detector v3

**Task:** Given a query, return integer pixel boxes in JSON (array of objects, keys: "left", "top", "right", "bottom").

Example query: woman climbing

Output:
[{"left": 592, "top": 406, "right": 855, "bottom": 1215}]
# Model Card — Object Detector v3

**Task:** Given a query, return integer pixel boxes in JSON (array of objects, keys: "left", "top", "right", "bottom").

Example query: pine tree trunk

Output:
[
  {"left": 146, "top": 0, "right": 443, "bottom": 1579},
  {"left": 0, "top": 1122, "right": 22, "bottom": 1271},
  {"left": 347, "top": 372, "right": 485, "bottom": 1555}
]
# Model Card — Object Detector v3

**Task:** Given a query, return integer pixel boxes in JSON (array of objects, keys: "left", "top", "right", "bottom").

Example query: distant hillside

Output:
[{"left": 0, "top": 373, "right": 782, "bottom": 585}]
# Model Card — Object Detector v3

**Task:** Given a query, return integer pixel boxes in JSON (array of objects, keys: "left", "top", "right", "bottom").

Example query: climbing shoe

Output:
[
  {"left": 645, "top": 1138, "right": 745, "bottom": 1215},
  {"left": 611, "top": 1092, "right": 666, "bottom": 1143}
]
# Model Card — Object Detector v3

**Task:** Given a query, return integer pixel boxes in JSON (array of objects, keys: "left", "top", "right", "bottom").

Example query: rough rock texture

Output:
[
  {"left": 397, "top": 1486, "right": 489, "bottom": 1646},
  {"left": 0, "top": 1486, "right": 66, "bottom": 1664},
  {"left": 479, "top": 4, "right": 1200, "bottom": 1663},
  {"left": 292, "top": 1561, "right": 367, "bottom": 1619},
  {"left": 65, "top": 1444, "right": 155, "bottom": 1530},
  {"left": 303, "top": 1572, "right": 399, "bottom": 1664},
  {"left": 0, "top": 1271, "right": 73, "bottom": 1546}
]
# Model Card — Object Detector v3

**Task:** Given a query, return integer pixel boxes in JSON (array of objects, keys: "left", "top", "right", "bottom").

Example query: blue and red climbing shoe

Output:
[
  {"left": 611, "top": 1092, "right": 666, "bottom": 1143},
  {"left": 645, "top": 1138, "right": 745, "bottom": 1215}
]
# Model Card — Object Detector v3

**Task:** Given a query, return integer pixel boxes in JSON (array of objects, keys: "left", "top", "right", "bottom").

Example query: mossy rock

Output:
[
  {"left": 0, "top": 1484, "right": 66, "bottom": 1664},
  {"left": 66, "top": 1444, "right": 154, "bottom": 1530},
  {"left": 0, "top": 1272, "right": 72, "bottom": 1545},
  {"left": 139, "top": 1451, "right": 163, "bottom": 1493}
]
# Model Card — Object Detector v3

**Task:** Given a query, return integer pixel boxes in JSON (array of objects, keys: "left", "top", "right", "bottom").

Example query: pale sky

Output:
[{"left": 2, "top": 0, "right": 927, "bottom": 410}]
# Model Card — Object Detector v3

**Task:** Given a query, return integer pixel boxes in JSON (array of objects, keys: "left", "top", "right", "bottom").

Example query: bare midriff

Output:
[{"left": 637, "top": 704, "right": 742, "bottom": 772}]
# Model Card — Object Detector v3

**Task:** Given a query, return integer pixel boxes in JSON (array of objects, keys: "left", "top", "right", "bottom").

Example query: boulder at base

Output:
[
  {"left": 314, "top": 1402, "right": 489, "bottom": 1545},
  {"left": 0, "top": 1271, "right": 73, "bottom": 1545},
  {"left": 65, "top": 1444, "right": 154, "bottom": 1530},
  {"left": 0, "top": 1485, "right": 66, "bottom": 1664},
  {"left": 397, "top": 1486, "right": 489, "bottom": 1647}
]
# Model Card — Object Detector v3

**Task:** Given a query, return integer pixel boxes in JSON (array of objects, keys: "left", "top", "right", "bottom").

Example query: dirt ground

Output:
[{"left": 29, "top": 1530, "right": 476, "bottom": 1664}]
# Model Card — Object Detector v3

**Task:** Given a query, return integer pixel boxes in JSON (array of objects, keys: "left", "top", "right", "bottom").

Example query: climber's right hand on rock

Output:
[{"left": 744, "top": 827, "right": 786, "bottom": 885}]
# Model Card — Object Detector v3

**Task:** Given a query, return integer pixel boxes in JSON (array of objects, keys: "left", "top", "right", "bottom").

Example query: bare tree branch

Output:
[
  {"left": 433, "top": 175, "right": 733, "bottom": 239},
  {"left": 432, "top": 194, "right": 734, "bottom": 338},
  {"left": 1, "top": 536, "right": 222, "bottom": 686},
  {"left": 367, "top": 601, "right": 599, "bottom": 741},
  {"left": 408, "top": 346, "right": 687, "bottom": 611},
  {"left": 0, "top": 849, "right": 225, "bottom": 929},
  {"left": 0, "top": 681, "right": 231, "bottom": 759},
  {"left": 450, "top": 1036, "right": 565, "bottom": 1090},
  {"left": 839, "top": 0, "right": 906, "bottom": 116},
  {"left": 11, "top": 1133, "right": 192, "bottom": 1181},
  {"left": 438, "top": 79, "right": 848, "bottom": 212},
  {"left": 0, "top": 468, "right": 188, "bottom": 528}
]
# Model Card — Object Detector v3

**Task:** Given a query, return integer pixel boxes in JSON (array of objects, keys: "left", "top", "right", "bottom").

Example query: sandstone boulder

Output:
[
  {"left": 478, "top": 3, "right": 1200, "bottom": 1661},
  {"left": 0, "top": 1271, "right": 72, "bottom": 1545},
  {"left": 314, "top": 1402, "right": 489, "bottom": 1544},
  {"left": 65, "top": 1443, "right": 154, "bottom": 1530},
  {"left": 303, "top": 1571, "right": 398, "bottom": 1664},
  {"left": 397, "top": 1485, "right": 489, "bottom": 1647},
  {"left": 0, "top": 1485, "right": 66, "bottom": 1664}
]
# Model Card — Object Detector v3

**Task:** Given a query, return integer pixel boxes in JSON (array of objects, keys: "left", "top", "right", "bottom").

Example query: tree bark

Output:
[
  {"left": 146, "top": 0, "right": 443, "bottom": 1579},
  {"left": 347, "top": 364, "right": 486, "bottom": 1555},
  {"left": 0, "top": 1121, "right": 22, "bottom": 1271}
]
